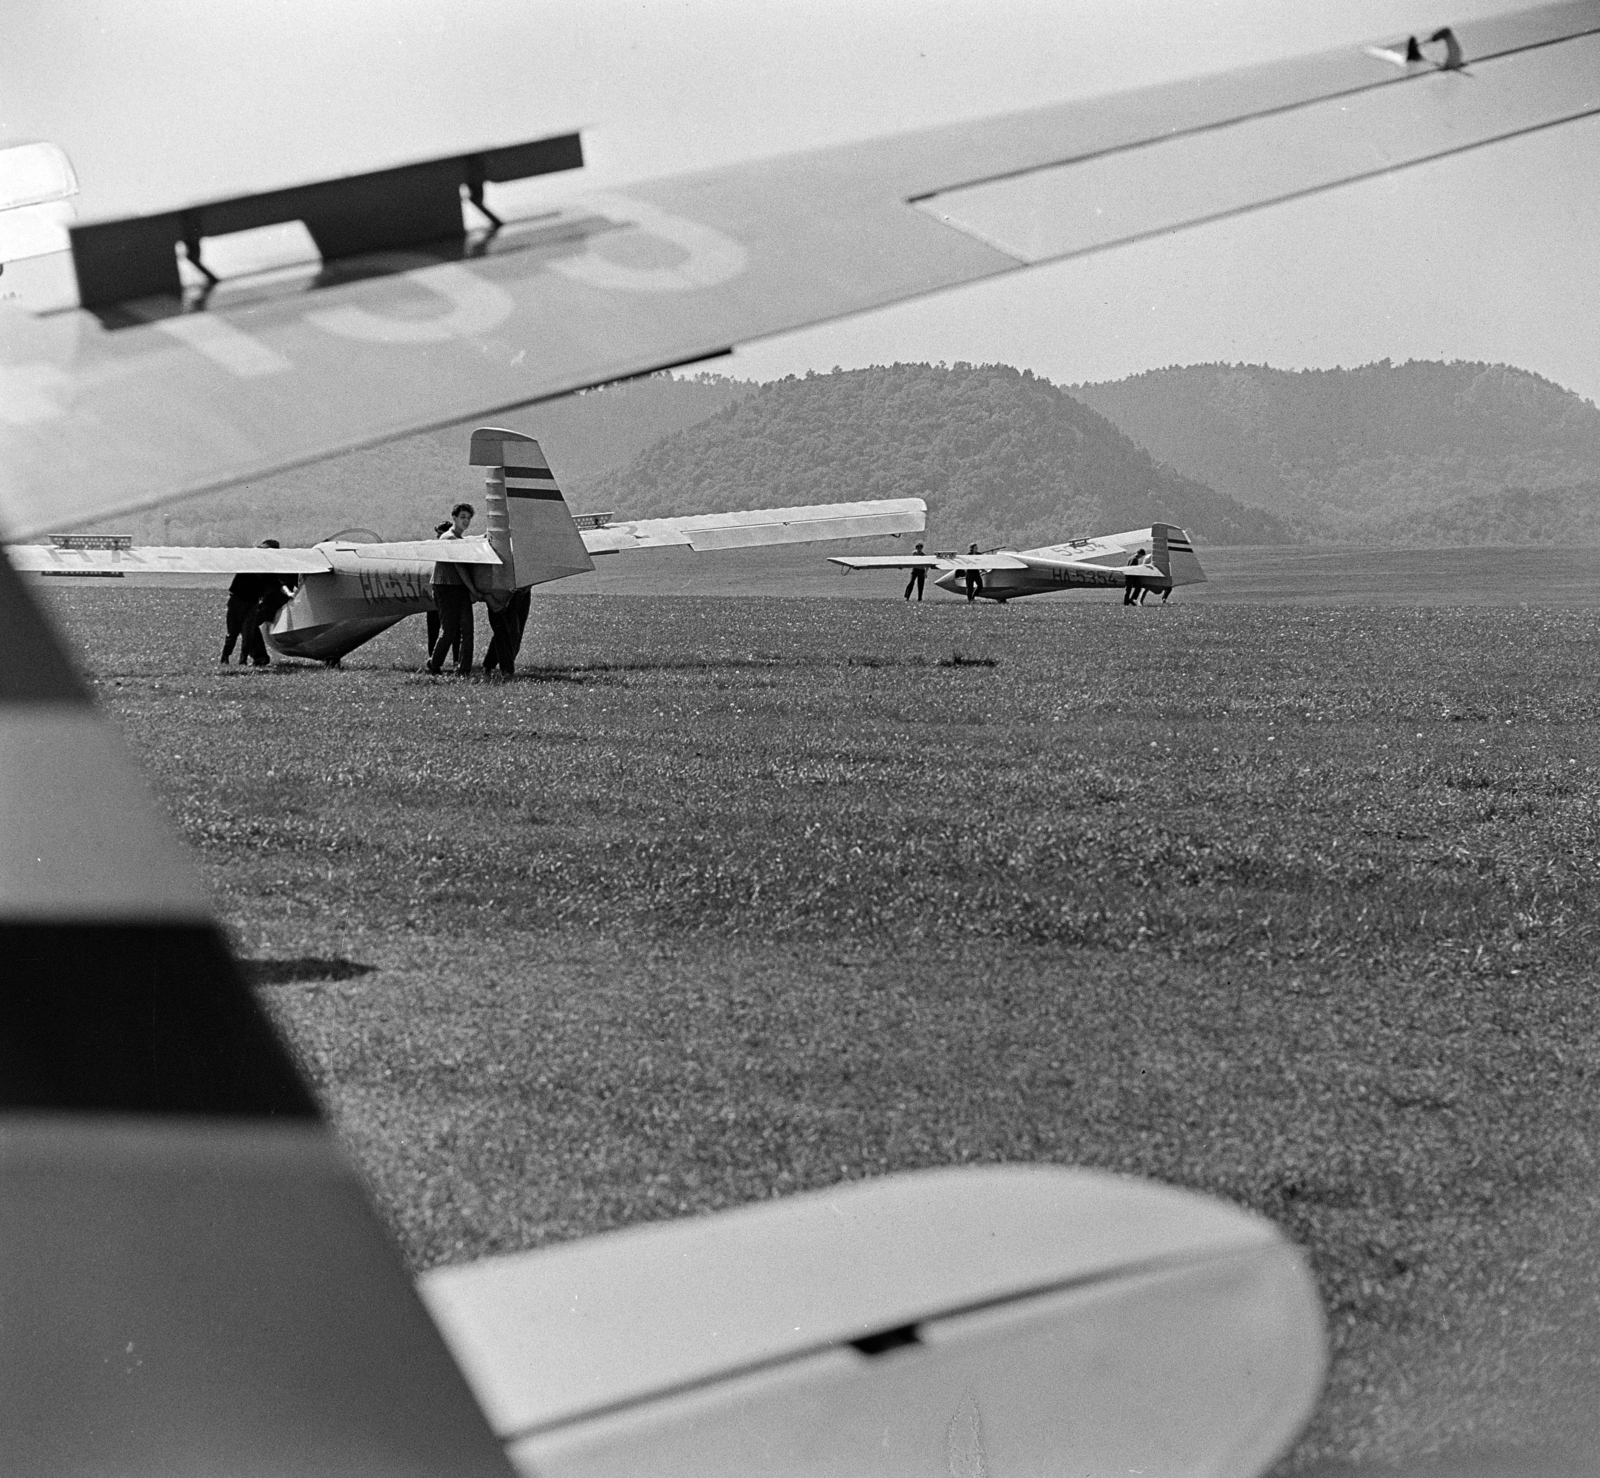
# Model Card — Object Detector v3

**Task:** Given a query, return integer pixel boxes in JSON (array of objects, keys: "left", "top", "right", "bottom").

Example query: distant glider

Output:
[
  {"left": 832, "top": 523, "right": 1205, "bottom": 603},
  {"left": 6, "top": 429, "right": 926, "bottom": 664}
]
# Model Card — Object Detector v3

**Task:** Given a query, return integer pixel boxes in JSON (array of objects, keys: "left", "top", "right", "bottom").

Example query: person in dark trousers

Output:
[
  {"left": 221, "top": 540, "right": 284, "bottom": 664},
  {"left": 424, "top": 520, "right": 452, "bottom": 659},
  {"left": 245, "top": 566, "right": 298, "bottom": 665},
  {"left": 903, "top": 544, "right": 927, "bottom": 602},
  {"left": 482, "top": 586, "right": 532, "bottom": 675},
  {"left": 1122, "top": 548, "right": 1148, "bottom": 606},
  {"left": 427, "top": 503, "right": 479, "bottom": 674},
  {"left": 964, "top": 543, "right": 984, "bottom": 603}
]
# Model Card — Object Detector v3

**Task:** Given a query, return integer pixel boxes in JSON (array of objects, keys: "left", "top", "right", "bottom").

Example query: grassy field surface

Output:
[{"left": 43, "top": 582, "right": 1600, "bottom": 1472}]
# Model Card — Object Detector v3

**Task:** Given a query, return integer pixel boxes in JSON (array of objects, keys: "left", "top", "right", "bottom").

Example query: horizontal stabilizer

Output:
[
  {"left": 5, "top": 543, "right": 331, "bottom": 576},
  {"left": 421, "top": 1166, "right": 1324, "bottom": 1476},
  {"left": 331, "top": 538, "right": 501, "bottom": 565},
  {"left": 1026, "top": 557, "right": 1164, "bottom": 582},
  {"left": 585, "top": 498, "right": 925, "bottom": 555}
]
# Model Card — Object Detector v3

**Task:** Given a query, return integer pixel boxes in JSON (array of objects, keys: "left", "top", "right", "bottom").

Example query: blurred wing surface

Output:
[
  {"left": 4, "top": 4, "right": 1598, "bottom": 1476},
  {"left": 2, "top": 3, "right": 1596, "bottom": 537},
  {"left": 422, "top": 1166, "right": 1326, "bottom": 1478}
]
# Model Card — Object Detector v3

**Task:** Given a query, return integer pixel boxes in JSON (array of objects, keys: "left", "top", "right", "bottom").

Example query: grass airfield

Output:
[{"left": 43, "top": 572, "right": 1600, "bottom": 1472}]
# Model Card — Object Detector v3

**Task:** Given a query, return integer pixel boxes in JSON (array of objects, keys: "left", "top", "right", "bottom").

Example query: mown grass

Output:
[{"left": 45, "top": 585, "right": 1600, "bottom": 1472}]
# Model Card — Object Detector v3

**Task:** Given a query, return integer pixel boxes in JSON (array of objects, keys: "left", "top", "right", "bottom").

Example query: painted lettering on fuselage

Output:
[
  {"left": 1049, "top": 567, "right": 1122, "bottom": 587},
  {"left": 357, "top": 567, "right": 430, "bottom": 604}
]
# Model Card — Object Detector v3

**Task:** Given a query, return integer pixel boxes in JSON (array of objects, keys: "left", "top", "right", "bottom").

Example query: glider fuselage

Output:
[
  {"left": 834, "top": 524, "right": 1204, "bottom": 603},
  {"left": 932, "top": 558, "right": 1142, "bottom": 601},
  {"left": 267, "top": 552, "right": 446, "bottom": 662}
]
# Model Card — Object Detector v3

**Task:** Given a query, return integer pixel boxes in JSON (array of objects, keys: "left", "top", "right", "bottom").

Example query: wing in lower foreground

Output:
[
  {"left": 1, "top": 4, "right": 1596, "bottom": 538},
  {"left": 420, "top": 1166, "right": 1325, "bottom": 1477},
  {"left": 0, "top": 550, "right": 513, "bottom": 1478},
  {"left": 584, "top": 497, "right": 925, "bottom": 554}
]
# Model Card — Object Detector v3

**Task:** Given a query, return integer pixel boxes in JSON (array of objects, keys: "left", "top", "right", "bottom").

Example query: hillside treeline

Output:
[
  {"left": 77, "top": 373, "right": 752, "bottom": 547},
  {"left": 582, "top": 363, "right": 1288, "bottom": 548},
  {"left": 1072, "top": 360, "right": 1600, "bottom": 545}
]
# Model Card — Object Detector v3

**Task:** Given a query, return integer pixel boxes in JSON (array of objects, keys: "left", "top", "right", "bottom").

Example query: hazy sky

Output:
[{"left": 8, "top": 0, "right": 1597, "bottom": 401}]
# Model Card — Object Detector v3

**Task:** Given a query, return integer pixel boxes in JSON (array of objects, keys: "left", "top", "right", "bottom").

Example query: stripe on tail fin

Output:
[{"left": 469, "top": 428, "right": 594, "bottom": 590}]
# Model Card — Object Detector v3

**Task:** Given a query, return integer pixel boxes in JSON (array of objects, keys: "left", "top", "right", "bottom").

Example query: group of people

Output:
[
  {"left": 900, "top": 542, "right": 987, "bottom": 602},
  {"left": 425, "top": 502, "right": 532, "bottom": 677},
  {"left": 1122, "top": 547, "right": 1169, "bottom": 606},
  {"left": 219, "top": 505, "right": 534, "bottom": 675},
  {"left": 220, "top": 541, "right": 298, "bottom": 665}
]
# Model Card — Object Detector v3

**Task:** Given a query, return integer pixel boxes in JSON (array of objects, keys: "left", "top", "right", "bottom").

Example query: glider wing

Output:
[
  {"left": 4, "top": 543, "right": 331, "bottom": 576},
  {"left": 584, "top": 497, "right": 925, "bottom": 554},
  {"left": 421, "top": 1165, "right": 1324, "bottom": 1476},
  {"left": 830, "top": 555, "right": 949, "bottom": 571},
  {"left": 2, "top": 5, "right": 1596, "bottom": 539}
]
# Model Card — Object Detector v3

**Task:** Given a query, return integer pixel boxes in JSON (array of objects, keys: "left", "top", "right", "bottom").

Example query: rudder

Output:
[
  {"left": 1152, "top": 523, "right": 1206, "bottom": 587},
  {"left": 468, "top": 427, "right": 594, "bottom": 590}
]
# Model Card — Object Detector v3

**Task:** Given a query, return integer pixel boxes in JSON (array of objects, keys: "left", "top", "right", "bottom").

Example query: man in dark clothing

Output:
[
  {"left": 427, "top": 503, "right": 479, "bottom": 674},
  {"left": 221, "top": 540, "right": 286, "bottom": 664},
  {"left": 903, "top": 544, "right": 927, "bottom": 602},
  {"left": 964, "top": 543, "right": 984, "bottom": 603},
  {"left": 424, "top": 520, "right": 453, "bottom": 660},
  {"left": 1122, "top": 548, "right": 1148, "bottom": 607},
  {"left": 245, "top": 571, "right": 297, "bottom": 665},
  {"left": 221, "top": 574, "right": 266, "bottom": 663},
  {"left": 482, "top": 587, "right": 532, "bottom": 676}
]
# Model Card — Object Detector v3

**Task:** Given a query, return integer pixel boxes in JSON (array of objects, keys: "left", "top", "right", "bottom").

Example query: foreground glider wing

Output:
[
  {"left": 585, "top": 497, "right": 926, "bottom": 555},
  {"left": 5, "top": 6, "right": 1598, "bottom": 1476},
  {"left": 2, "top": 3, "right": 1597, "bottom": 538},
  {"left": 422, "top": 1166, "right": 1324, "bottom": 1475}
]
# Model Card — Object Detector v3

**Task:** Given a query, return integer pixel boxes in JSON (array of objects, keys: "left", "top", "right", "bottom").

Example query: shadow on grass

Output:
[{"left": 244, "top": 956, "right": 378, "bottom": 985}]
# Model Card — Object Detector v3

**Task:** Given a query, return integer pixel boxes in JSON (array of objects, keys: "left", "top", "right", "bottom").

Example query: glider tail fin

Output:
[
  {"left": 469, "top": 428, "right": 595, "bottom": 590},
  {"left": 1153, "top": 524, "right": 1206, "bottom": 586}
]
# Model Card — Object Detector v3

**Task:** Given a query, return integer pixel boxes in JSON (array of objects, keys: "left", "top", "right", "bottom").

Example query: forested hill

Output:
[
  {"left": 79, "top": 373, "right": 753, "bottom": 547},
  {"left": 582, "top": 364, "right": 1287, "bottom": 548},
  {"left": 1072, "top": 361, "right": 1600, "bottom": 545}
]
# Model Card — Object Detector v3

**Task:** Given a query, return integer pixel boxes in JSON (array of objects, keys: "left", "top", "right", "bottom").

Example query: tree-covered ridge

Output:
[
  {"left": 1072, "top": 361, "right": 1600, "bottom": 544},
  {"left": 78, "top": 372, "right": 753, "bottom": 547},
  {"left": 582, "top": 363, "right": 1289, "bottom": 547}
]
